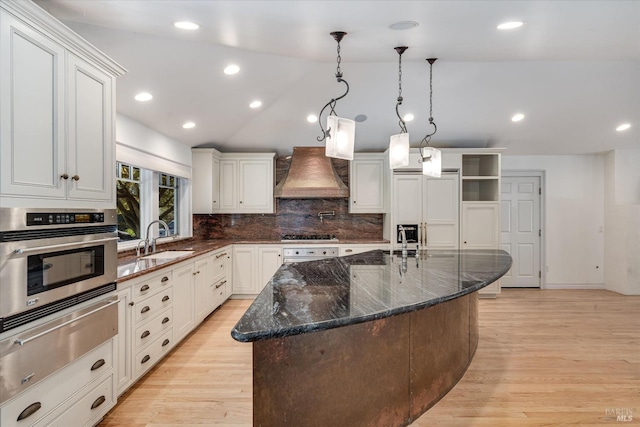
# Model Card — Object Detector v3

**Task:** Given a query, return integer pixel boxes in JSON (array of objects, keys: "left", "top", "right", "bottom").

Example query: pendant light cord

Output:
[
  {"left": 395, "top": 47, "right": 408, "bottom": 134},
  {"left": 420, "top": 58, "right": 438, "bottom": 147}
]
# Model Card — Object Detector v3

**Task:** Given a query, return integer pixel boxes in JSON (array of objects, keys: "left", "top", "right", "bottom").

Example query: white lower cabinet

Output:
[
  {"left": 115, "top": 246, "right": 233, "bottom": 398},
  {"left": 0, "top": 339, "right": 116, "bottom": 427},
  {"left": 233, "top": 245, "right": 282, "bottom": 295},
  {"left": 172, "top": 263, "right": 196, "bottom": 344},
  {"left": 462, "top": 203, "right": 501, "bottom": 296}
]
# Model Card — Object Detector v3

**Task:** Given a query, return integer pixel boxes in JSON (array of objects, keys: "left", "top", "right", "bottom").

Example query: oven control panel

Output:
[{"left": 26, "top": 212, "right": 105, "bottom": 226}]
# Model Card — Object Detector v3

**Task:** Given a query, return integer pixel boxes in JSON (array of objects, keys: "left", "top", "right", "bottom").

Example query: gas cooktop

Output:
[{"left": 281, "top": 234, "right": 339, "bottom": 242}]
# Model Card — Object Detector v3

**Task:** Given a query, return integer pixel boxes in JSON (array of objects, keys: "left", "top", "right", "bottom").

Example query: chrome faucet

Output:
[{"left": 142, "top": 220, "right": 171, "bottom": 255}]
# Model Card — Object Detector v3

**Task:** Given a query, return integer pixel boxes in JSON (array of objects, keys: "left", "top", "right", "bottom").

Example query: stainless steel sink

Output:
[{"left": 140, "top": 250, "right": 194, "bottom": 260}]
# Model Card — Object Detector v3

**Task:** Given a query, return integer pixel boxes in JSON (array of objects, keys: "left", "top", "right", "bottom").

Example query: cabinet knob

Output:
[
  {"left": 128, "top": 302, "right": 134, "bottom": 306},
  {"left": 240, "top": 201, "right": 243, "bottom": 204},
  {"left": 60, "top": 173, "right": 69, "bottom": 180},
  {"left": 353, "top": 200, "right": 356, "bottom": 203},
  {"left": 72, "top": 175, "right": 80, "bottom": 181}
]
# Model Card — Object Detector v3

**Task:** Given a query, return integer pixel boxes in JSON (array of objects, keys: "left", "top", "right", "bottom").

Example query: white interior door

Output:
[{"left": 500, "top": 176, "right": 541, "bottom": 287}]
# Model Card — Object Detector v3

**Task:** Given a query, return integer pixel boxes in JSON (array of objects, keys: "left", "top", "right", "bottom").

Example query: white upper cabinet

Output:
[
  {"left": 349, "top": 154, "right": 386, "bottom": 213},
  {"left": 0, "top": 2, "right": 125, "bottom": 208},
  {"left": 192, "top": 152, "right": 276, "bottom": 214},
  {"left": 191, "top": 148, "right": 221, "bottom": 213}
]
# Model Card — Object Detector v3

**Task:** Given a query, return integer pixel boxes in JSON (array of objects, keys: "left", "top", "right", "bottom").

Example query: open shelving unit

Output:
[{"left": 461, "top": 154, "right": 500, "bottom": 202}]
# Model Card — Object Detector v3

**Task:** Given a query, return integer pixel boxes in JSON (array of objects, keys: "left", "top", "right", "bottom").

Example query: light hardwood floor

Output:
[{"left": 100, "top": 289, "right": 640, "bottom": 426}]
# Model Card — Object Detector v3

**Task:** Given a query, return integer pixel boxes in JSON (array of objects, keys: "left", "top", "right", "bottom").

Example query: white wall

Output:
[
  {"left": 604, "top": 150, "right": 640, "bottom": 295},
  {"left": 116, "top": 114, "right": 192, "bottom": 178},
  {"left": 502, "top": 155, "right": 605, "bottom": 287}
]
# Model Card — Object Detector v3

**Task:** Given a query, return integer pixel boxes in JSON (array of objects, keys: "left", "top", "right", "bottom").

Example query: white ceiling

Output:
[{"left": 35, "top": 0, "right": 640, "bottom": 156}]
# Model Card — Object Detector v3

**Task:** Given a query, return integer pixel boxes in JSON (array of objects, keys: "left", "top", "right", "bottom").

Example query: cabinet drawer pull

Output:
[
  {"left": 162, "top": 295, "right": 170, "bottom": 302},
  {"left": 141, "top": 355, "right": 151, "bottom": 364},
  {"left": 162, "top": 317, "right": 170, "bottom": 324},
  {"left": 141, "top": 306, "right": 150, "bottom": 314},
  {"left": 345, "top": 249, "right": 353, "bottom": 253},
  {"left": 17, "top": 402, "right": 41, "bottom": 421},
  {"left": 161, "top": 276, "right": 169, "bottom": 283},
  {"left": 140, "top": 284, "right": 150, "bottom": 292},
  {"left": 129, "top": 301, "right": 134, "bottom": 306},
  {"left": 90, "top": 396, "right": 106, "bottom": 410},
  {"left": 162, "top": 339, "right": 170, "bottom": 347},
  {"left": 215, "top": 252, "right": 227, "bottom": 259},
  {"left": 90, "top": 359, "right": 106, "bottom": 371},
  {"left": 215, "top": 281, "right": 226, "bottom": 289},
  {"left": 141, "top": 330, "right": 150, "bottom": 339}
]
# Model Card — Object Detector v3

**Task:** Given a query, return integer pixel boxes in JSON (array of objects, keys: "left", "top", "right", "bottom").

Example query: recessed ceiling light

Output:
[
  {"left": 511, "top": 113, "right": 525, "bottom": 122},
  {"left": 182, "top": 121, "right": 196, "bottom": 129},
  {"left": 249, "top": 100, "right": 262, "bottom": 109},
  {"left": 389, "top": 21, "right": 419, "bottom": 31},
  {"left": 306, "top": 114, "right": 318, "bottom": 123},
  {"left": 224, "top": 64, "right": 240, "bottom": 75},
  {"left": 174, "top": 21, "right": 199, "bottom": 30},
  {"left": 354, "top": 114, "right": 368, "bottom": 122},
  {"left": 134, "top": 92, "right": 153, "bottom": 102},
  {"left": 403, "top": 113, "right": 415, "bottom": 122},
  {"left": 616, "top": 123, "right": 631, "bottom": 132},
  {"left": 497, "top": 21, "right": 524, "bottom": 30}
]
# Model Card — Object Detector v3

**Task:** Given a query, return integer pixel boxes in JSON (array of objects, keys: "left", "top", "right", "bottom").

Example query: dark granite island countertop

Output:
[
  {"left": 232, "top": 249, "right": 512, "bottom": 427},
  {"left": 231, "top": 249, "right": 512, "bottom": 342}
]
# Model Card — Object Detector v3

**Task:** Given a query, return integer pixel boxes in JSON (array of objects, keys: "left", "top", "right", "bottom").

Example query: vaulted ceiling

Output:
[{"left": 35, "top": 0, "right": 640, "bottom": 155}]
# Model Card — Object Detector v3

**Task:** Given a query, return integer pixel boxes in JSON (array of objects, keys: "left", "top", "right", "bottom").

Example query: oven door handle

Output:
[
  {"left": 13, "top": 237, "right": 118, "bottom": 255},
  {"left": 13, "top": 298, "right": 119, "bottom": 346}
]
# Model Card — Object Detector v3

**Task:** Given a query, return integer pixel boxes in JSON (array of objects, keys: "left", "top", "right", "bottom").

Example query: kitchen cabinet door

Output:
[
  {"left": 461, "top": 203, "right": 499, "bottom": 249},
  {"left": 193, "top": 256, "right": 213, "bottom": 324},
  {"left": 239, "top": 159, "right": 274, "bottom": 213},
  {"left": 66, "top": 53, "right": 113, "bottom": 202},
  {"left": 258, "top": 246, "right": 282, "bottom": 291},
  {"left": 0, "top": 11, "right": 66, "bottom": 200},
  {"left": 218, "top": 159, "right": 238, "bottom": 212},
  {"left": 350, "top": 156, "right": 385, "bottom": 213},
  {"left": 232, "top": 246, "right": 257, "bottom": 294},
  {"left": 172, "top": 263, "right": 195, "bottom": 342},
  {"left": 393, "top": 175, "right": 423, "bottom": 224},
  {"left": 192, "top": 149, "right": 221, "bottom": 213},
  {"left": 423, "top": 174, "right": 459, "bottom": 249}
]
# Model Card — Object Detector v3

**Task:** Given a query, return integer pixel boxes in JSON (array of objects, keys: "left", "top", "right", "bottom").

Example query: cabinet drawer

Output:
[
  {"left": 134, "top": 287, "right": 173, "bottom": 323},
  {"left": 133, "top": 271, "right": 172, "bottom": 299},
  {"left": 134, "top": 329, "right": 173, "bottom": 377},
  {"left": 32, "top": 375, "right": 114, "bottom": 427},
  {"left": 0, "top": 339, "right": 113, "bottom": 426},
  {"left": 212, "top": 278, "right": 227, "bottom": 309},
  {"left": 134, "top": 307, "right": 173, "bottom": 352},
  {"left": 211, "top": 251, "right": 228, "bottom": 281}
]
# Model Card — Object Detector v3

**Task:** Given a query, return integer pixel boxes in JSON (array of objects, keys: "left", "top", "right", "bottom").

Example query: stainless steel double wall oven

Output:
[{"left": 0, "top": 208, "right": 118, "bottom": 404}]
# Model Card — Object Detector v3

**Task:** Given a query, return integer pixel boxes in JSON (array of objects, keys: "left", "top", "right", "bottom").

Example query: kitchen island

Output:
[{"left": 232, "top": 249, "right": 512, "bottom": 427}]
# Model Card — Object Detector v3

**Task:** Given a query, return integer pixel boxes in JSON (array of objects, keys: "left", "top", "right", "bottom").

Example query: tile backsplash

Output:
[{"left": 192, "top": 157, "right": 384, "bottom": 240}]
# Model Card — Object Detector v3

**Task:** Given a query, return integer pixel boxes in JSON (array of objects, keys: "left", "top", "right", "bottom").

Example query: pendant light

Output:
[
  {"left": 389, "top": 46, "right": 410, "bottom": 169},
  {"left": 317, "top": 31, "right": 355, "bottom": 161},
  {"left": 419, "top": 58, "right": 442, "bottom": 177}
]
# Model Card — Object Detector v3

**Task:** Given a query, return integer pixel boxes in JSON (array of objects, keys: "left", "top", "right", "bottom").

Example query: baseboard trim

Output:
[{"left": 544, "top": 283, "right": 605, "bottom": 290}]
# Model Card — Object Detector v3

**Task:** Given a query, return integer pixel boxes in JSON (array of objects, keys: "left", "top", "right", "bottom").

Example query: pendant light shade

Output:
[
  {"left": 420, "top": 146, "right": 441, "bottom": 177},
  {"left": 389, "top": 133, "right": 410, "bottom": 168},
  {"left": 325, "top": 115, "right": 355, "bottom": 160}
]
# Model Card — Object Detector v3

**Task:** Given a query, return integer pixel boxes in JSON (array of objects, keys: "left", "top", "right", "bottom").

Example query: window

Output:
[
  {"left": 116, "top": 163, "right": 141, "bottom": 241},
  {"left": 116, "top": 163, "right": 187, "bottom": 246},
  {"left": 159, "top": 173, "right": 178, "bottom": 236}
]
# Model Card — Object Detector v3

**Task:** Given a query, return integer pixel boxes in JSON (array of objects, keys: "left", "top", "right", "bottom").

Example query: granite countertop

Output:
[
  {"left": 231, "top": 249, "right": 512, "bottom": 342},
  {"left": 117, "top": 238, "right": 390, "bottom": 283}
]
